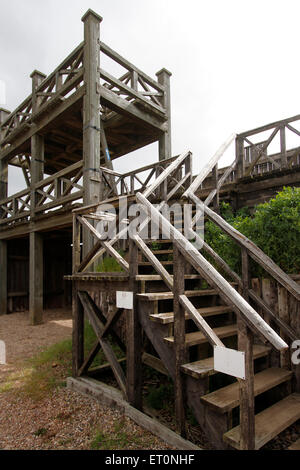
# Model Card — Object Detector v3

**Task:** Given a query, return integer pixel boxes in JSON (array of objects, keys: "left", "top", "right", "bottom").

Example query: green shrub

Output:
[
  {"left": 204, "top": 187, "right": 300, "bottom": 277},
  {"left": 96, "top": 251, "right": 125, "bottom": 273}
]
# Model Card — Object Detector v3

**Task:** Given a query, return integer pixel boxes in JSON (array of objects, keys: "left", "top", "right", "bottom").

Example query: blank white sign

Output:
[
  {"left": 116, "top": 291, "right": 133, "bottom": 310},
  {"left": 214, "top": 346, "right": 245, "bottom": 380}
]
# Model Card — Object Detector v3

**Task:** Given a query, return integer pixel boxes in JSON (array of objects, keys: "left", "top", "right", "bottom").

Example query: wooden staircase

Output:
[
  {"left": 69, "top": 145, "right": 300, "bottom": 450},
  {"left": 133, "top": 241, "right": 300, "bottom": 449}
]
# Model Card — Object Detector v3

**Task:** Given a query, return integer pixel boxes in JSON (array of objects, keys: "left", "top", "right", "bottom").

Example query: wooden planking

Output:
[
  {"left": 164, "top": 324, "right": 238, "bottom": 347},
  {"left": 201, "top": 368, "right": 293, "bottom": 414},
  {"left": 223, "top": 393, "right": 300, "bottom": 450},
  {"left": 181, "top": 344, "right": 271, "bottom": 379},
  {"left": 136, "top": 274, "right": 202, "bottom": 281},
  {"left": 137, "top": 289, "right": 218, "bottom": 301},
  {"left": 150, "top": 305, "right": 233, "bottom": 324}
]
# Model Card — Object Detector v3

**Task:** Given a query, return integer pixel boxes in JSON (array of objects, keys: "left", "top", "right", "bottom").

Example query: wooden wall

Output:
[{"left": 7, "top": 232, "right": 72, "bottom": 314}]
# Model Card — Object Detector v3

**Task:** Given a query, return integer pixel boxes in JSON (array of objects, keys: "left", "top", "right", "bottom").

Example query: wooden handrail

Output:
[
  {"left": 190, "top": 193, "right": 300, "bottom": 302},
  {"left": 183, "top": 133, "right": 236, "bottom": 198},
  {"left": 136, "top": 191, "right": 288, "bottom": 351}
]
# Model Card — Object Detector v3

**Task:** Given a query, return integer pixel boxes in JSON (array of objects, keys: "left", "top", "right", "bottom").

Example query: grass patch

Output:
[
  {"left": 90, "top": 418, "right": 157, "bottom": 450},
  {"left": 0, "top": 322, "right": 123, "bottom": 401}
]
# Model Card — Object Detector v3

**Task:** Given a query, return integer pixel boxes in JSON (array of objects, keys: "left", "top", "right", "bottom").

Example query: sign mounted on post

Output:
[
  {"left": 214, "top": 346, "right": 246, "bottom": 380},
  {"left": 116, "top": 291, "right": 133, "bottom": 310}
]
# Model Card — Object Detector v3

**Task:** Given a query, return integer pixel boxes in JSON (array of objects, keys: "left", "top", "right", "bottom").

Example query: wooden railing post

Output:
[
  {"left": 0, "top": 108, "right": 11, "bottom": 144},
  {"left": 126, "top": 238, "right": 143, "bottom": 409},
  {"left": 236, "top": 135, "right": 245, "bottom": 180},
  {"left": 212, "top": 163, "right": 219, "bottom": 212},
  {"left": 238, "top": 318, "right": 255, "bottom": 450},
  {"left": 156, "top": 68, "right": 172, "bottom": 161},
  {"left": 239, "top": 247, "right": 255, "bottom": 449},
  {"left": 173, "top": 244, "right": 187, "bottom": 437},
  {"left": 280, "top": 125, "right": 287, "bottom": 168},
  {"left": 0, "top": 240, "right": 7, "bottom": 315},
  {"left": 82, "top": 9, "right": 102, "bottom": 256}
]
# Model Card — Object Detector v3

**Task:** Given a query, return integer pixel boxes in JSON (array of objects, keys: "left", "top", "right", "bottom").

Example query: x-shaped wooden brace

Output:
[{"left": 77, "top": 291, "right": 127, "bottom": 398}]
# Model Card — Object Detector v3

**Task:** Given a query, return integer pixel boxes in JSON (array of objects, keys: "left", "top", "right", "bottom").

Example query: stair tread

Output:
[
  {"left": 223, "top": 393, "right": 300, "bottom": 450},
  {"left": 181, "top": 344, "right": 271, "bottom": 379},
  {"left": 201, "top": 367, "right": 293, "bottom": 413},
  {"left": 150, "top": 249, "right": 173, "bottom": 255},
  {"left": 137, "top": 289, "right": 218, "bottom": 301},
  {"left": 150, "top": 305, "right": 233, "bottom": 324},
  {"left": 288, "top": 437, "right": 300, "bottom": 450},
  {"left": 136, "top": 274, "right": 203, "bottom": 281},
  {"left": 139, "top": 261, "right": 173, "bottom": 266},
  {"left": 164, "top": 324, "right": 238, "bottom": 347}
]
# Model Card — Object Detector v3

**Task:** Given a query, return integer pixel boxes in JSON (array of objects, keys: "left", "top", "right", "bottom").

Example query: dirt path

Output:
[{"left": 0, "top": 310, "right": 172, "bottom": 450}]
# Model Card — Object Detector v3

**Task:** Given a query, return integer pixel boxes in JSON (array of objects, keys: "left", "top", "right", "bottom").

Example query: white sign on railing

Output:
[
  {"left": 116, "top": 291, "right": 133, "bottom": 310},
  {"left": 214, "top": 346, "right": 245, "bottom": 380}
]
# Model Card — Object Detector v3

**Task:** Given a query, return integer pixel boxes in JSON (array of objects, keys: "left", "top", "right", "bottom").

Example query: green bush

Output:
[
  {"left": 204, "top": 187, "right": 300, "bottom": 277},
  {"left": 96, "top": 251, "right": 125, "bottom": 273}
]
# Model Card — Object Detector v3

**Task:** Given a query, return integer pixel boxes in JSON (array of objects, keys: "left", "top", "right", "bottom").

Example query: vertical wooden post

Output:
[
  {"left": 212, "top": 164, "right": 219, "bottom": 212},
  {"left": 173, "top": 245, "right": 187, "bottom": 437},
  {"left": 0, "top": 110, "right": 9, "bottom": 316},
  {"left": 0, "top": 108, "right": 11, "bottom": 144},
  {"left": 239, "top": 247, "right": 255, "bottom": 450},
  {"left": 238, "top": 319, "right": 255, "bottom": 450},
  {"left": 29, "top": 231, "right": 43, "bottom": 325},
  {"left": 156, "top": 68, "right": 172, "bottom": 161},
  {"left": 236, "top": 136, "right": 245, "bottom": 179},
  {"left": 126, "top": 238, "right": 143, "bottom": 409},
  {"left": 280, "top": 125, "right": 287, "bottom": 168},
  {"left": 278, "top": 285, "right": 290, "bottom": 369},
  {"left": 30, "top": 70, "right": 46, "bottom": 112},
  {"left": 29, "top": 71, "right": 45, "bottom": 325},
  {"left": 0, "top": 240, "right": 7, "bottom": 315},
  {"left": 72, "top": 287, "right": 85, "bottom": 377},
  {"left": 81, "top": 9, "right": 102, "bottom": 256},
  {"left": 72, "top": 214, "right": 84, "bottom": 376}
]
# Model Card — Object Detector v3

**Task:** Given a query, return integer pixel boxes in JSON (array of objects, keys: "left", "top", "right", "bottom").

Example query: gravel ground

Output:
[{"left": 0, "top": 309, "right": 172, "bottom": 450}]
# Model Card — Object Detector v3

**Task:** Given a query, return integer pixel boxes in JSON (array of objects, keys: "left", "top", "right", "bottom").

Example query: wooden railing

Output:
[
  {"left": 0, "top": 43, "right": 85, "bottom": 146},
  {"left": 99, "top": 41, "right": 166, "bottom": 116},
  {"left": 101, "top": 153, "right": 192, "bottom": 200},
  {"left": 236, "top": 114, "right": 300, "bottom": 178},
  {"left": 0, "top": 38, "right": 167, "bottom": 148},
  {"left": 0, "top": 161, "right": 83, "bottom": 225}
]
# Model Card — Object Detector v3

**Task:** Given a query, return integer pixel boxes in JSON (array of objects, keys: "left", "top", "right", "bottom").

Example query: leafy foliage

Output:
[{"left": 204, "top": 187, "right": 300, "bottom": 277}]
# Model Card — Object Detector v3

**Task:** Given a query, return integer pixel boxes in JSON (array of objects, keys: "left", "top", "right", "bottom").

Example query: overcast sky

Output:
[{"left": 1, "top": 0, "right": 300, "bottom": 194}]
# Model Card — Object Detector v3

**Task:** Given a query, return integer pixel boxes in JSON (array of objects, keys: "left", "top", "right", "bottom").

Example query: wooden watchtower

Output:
[{"left": 0, "top": 9, "right": 171, "bottom": 323}]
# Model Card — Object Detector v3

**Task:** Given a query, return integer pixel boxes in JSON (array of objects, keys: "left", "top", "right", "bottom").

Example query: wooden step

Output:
[
  {"left": 149, "top": 249, "right": 173, "bottom": 255},
  {"left": 288, "top": 437, "right": 300, "bottom": 450},
  {"left": 144, "top": 239, "right": 172, "bottom": 244},
  {"left": 223, "top": 393, "right": 300, "bottom": 450},
  {"left": 201, "top": 368, "right": 293, "bottom": 414},
  {"left": 150, "top": 305, "right": 233, "bottom": 324},
  {"left": 136, "top": 274, "right": 203, "bottom": 282},
  {"left": 137, "top": 289, "right": 218, "bottom": 301},
  {"left": 139, "top": 261, "right": 173, "bottom": 266},
  {"left": 181, "top": 344, "right": 271, "bottom": 379},
  {"left": 164, "top": 324, "right": 238, "bottom": 347}
]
